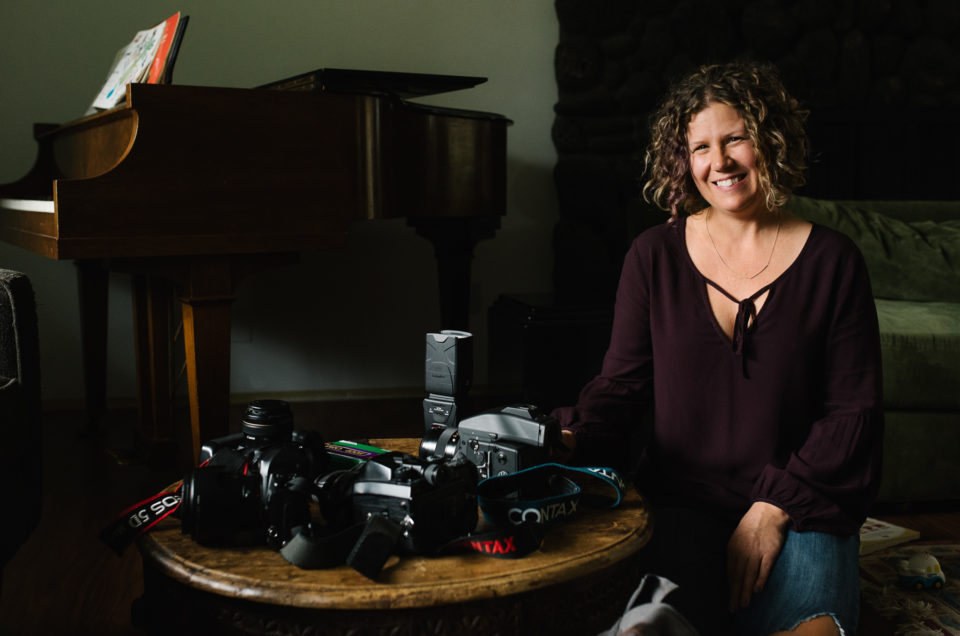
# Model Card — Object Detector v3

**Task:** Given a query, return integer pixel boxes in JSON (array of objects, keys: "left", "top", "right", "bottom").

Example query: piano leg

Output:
[
  {"left": 132, "top": 275, "right": 178, "bottom": 463},
  {"left": 76, "top": 260, "right": 109, "bottom": 436},
  {"left": 172, "top": 255, "right": 240, "bottom": 464},
  {"left": 180, "top": 299, "right": 232, "bottom": 462},
  {"left": 409, "top": 217, "right": 500, "bottom": 330}
]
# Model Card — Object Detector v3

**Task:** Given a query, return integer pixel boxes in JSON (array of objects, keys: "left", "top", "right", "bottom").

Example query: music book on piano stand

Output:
[{"left": 87, "top": 11, "right": 189, "bottom": 114}]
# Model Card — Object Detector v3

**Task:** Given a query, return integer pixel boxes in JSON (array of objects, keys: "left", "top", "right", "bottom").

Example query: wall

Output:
[{"left": 0, "top": 0, "right": 559, "bottom": 407}]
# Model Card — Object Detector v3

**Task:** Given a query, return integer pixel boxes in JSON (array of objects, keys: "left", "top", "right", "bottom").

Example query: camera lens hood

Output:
[{"left": 242, "top": 399, "right": 294, "bottom": 439}]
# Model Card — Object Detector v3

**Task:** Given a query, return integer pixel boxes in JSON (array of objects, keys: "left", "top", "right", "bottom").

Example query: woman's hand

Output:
[
  {"left": 551, "top": 429, "right": 577, "bottom": 463},
  {"left": 726, "top": 501, "right": 789, "bottom": 612}
]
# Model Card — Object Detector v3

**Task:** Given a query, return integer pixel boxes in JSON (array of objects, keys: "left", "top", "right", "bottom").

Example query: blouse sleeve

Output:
[
  {"left": 552, "top": 237, "right": 656, "bottom": 468},
  {"left": 752, "top": 239, "right": 885, "bottom": 534}
]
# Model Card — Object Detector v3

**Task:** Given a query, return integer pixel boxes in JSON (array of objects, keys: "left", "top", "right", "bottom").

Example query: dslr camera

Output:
[
  {"left": 179, "top": 399, "right": 329, "bottom": 548},
  {"left": 420, "top": 404, "right": 563, "bottom": 479},
  {"left": 317, "top": 451, "right": 478, "bottom": 554}
]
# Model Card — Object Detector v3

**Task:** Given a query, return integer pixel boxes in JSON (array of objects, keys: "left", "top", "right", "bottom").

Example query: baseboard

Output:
[{"left": 41, "top": 386, "right": 515, "bottom": 444}]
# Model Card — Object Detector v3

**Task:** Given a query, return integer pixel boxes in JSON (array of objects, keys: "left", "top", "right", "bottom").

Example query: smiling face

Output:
[{"left": 686, "top": 101, "right": 765, "bottom": 217}]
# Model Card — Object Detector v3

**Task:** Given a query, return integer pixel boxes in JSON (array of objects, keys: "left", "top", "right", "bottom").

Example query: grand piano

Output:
[{"left": 0, "top": 73, "right": 508, "bottom": 462}]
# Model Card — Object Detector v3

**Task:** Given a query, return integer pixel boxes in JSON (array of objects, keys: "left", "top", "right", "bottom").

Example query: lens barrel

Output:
[
  {"left": 418, "top": 427, "right": 460, "bottom": 461},
  {"left": 242, "top": 399, "right": 294, "bottom": 440}
]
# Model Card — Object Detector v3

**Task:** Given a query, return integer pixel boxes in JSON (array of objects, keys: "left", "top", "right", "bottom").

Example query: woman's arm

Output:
[
  {"left": 751, "top": 237, "right": 884, "bottom": 534},
  {"left": 552, "top": 237, "right": 656, "bottom": 468}
]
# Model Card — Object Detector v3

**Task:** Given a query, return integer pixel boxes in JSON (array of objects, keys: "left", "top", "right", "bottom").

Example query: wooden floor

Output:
[
  {"left": 1, "top": 407, "right": 958, "bottom": 636},
  {"left": 0, "top": 409, "right": 177, "bottom": 636}
]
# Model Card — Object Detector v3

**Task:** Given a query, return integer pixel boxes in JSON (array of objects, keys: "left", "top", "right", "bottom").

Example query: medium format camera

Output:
[
  {"left": 420, "top": 404, "right": 563, "bottom": 479},
  {"left": 317, "top": 451, "right": 478, "bottom": 554},
  {"left": 179, "top": 399, "right": 329, "bottom": 548}
]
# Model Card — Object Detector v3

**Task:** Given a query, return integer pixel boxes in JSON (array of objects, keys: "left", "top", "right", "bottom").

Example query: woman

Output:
[{"left": 554, "top": 61, "right": 883, "bottom": 635}]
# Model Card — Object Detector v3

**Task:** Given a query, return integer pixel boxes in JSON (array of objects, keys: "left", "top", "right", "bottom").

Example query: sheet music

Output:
[{"left": 86, "top": 13, "right": 181, "bottom": 114}]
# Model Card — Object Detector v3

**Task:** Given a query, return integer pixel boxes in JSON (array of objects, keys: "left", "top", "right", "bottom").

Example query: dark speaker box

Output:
[{"left": 487, "top": 294, "right": 614, "bottom": 412}]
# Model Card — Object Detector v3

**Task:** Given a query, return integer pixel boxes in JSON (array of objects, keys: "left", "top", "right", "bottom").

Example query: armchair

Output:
[{"left": 0, "top": 269, "right": 42, "bottom": 594}]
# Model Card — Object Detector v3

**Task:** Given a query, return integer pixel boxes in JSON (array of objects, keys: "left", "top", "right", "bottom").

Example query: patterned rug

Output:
[{"left": 860, "top": 543, "right": 960, "bottom": 635}]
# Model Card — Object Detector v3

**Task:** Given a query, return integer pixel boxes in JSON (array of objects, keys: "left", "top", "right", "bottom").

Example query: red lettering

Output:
[{"left": 469, "top": 537, "right": 518, "bottom": 555}]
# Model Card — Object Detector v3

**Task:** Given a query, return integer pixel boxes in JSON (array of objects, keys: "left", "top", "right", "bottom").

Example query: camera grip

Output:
[{"left": 346, "top": 515, "right": 403, "bottom": 579}]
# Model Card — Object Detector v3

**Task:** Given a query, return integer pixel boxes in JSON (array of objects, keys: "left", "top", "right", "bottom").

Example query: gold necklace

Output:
[{"left": 704, "top": 209, "right": 782, "bottom": 280}]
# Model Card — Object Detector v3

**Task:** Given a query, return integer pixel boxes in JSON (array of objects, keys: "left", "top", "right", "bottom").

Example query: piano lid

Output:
[{"left": 257, "top": 68, "right": 487, "bottom": 99}]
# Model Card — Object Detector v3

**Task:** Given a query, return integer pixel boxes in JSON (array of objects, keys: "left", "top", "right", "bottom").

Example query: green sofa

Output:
[{"left": 785, "top": 196, "right": 960, "bottom": 507}]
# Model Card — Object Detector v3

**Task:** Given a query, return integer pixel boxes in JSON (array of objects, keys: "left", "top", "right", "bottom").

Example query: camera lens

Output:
[
  {"left": 242, "top": 399, "right": 294, "bottom": 441},
  {"left": 422, "top": 462, "right": 450, "bottom": 485},
  {"left": 180, "top": 467, "right": 259, "bottom": 545},
  {"left": 418, "top": 428, "right": 460, "bottom": 460}
]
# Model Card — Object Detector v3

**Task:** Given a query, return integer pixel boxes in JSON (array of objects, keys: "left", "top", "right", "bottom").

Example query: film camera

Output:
[
  {"left": 420, "top": 404, "right": 563, "bottom": 479},
  {"left": 316, "top": 451, "right": 478, "bottom": 554},
  {"left": 179, "top": 399, "right": 329, "bottom": 548}
]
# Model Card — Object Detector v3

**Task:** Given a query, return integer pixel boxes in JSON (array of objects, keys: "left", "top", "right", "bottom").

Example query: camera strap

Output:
[
  {"left": 99, "top": 483, "right": 183, "bottom": 554},
  {"left": 476, "top": 463, "right": 626, "bottom": 529},
  {"left": 426, "top": 463, "right": 626, "bottom": 561},
  {"left": 437, "top": 520, "right": 544, "bottom": 559}
]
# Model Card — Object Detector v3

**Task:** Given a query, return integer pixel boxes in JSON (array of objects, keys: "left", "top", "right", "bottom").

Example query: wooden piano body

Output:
[{"left": 0, "top": 81, "right": 508, "bottom": 462}]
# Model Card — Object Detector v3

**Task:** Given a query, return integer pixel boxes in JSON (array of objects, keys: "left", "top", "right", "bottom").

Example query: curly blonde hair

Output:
[{"left": 642, "top": 60, "right": 808, "bottom": 219}]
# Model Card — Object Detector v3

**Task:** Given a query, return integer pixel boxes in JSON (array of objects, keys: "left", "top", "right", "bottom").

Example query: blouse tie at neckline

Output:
[{"left": 704, "top": 279, "right": 772, "bottom": 378}]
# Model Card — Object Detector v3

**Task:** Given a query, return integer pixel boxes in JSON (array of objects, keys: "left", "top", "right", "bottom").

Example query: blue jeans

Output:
[
  {"left": 638, "top": 507, "right": 860, "bottom": 635},
  {"left": 734, "top": 528, "right": 860, "bottom": 635}
]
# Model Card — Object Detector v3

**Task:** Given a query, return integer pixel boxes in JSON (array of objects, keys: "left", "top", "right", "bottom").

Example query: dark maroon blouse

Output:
[{"left": 554, "top": 217, "right": 884, "bottom": 535}]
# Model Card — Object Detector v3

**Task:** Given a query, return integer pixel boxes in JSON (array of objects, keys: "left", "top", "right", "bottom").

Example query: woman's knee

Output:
[{"left": 769, "top": 614, "right": 840, "bottom": 636}]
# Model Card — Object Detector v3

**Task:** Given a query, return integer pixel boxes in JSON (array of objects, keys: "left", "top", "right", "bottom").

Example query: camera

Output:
[
  {"left": 423, "top": 330, "right": 472, "bottom": 431},
  {"left": 419, "top": 404, "right": 562, "bottom": 479},
  {"left": 179, "top": 399, "right": 329, "bottom": 548},
  {"left": 316, "top": 451, "right": 478, "bottom": 554}
]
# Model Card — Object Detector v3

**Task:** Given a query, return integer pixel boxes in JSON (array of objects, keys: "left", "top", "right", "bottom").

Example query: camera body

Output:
[
  {"left": 180, "top": 399, "right": 328, "bottom": 548},
  {"left": 318, "top": 451, "right": 478, "bottom": 554},
  {"left": 420, "top": 404, "right": 562, "bottom": 479}
]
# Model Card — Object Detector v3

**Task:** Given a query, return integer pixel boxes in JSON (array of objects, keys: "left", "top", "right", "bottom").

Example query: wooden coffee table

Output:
[{"left": 134, "top": 439, "right": 652, "bottom": 635}]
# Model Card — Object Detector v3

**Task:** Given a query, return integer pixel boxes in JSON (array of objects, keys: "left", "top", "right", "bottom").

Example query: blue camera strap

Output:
[
  {"left": 427, "top": 463, "right": 626, "bottom": 562},
  {"left": 476, "top": 463, "right": 626, "bottom": 528}
]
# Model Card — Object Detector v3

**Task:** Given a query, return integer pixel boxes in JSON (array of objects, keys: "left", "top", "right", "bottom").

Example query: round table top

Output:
[{"left": 137, "top": 438, "right": 651, "bottom": 610}]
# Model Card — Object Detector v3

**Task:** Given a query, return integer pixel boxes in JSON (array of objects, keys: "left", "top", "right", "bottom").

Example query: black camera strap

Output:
[
  {"left": 476, "top": 463, "right": 626, "bottom": 529},
  {"left": 437, "top": 521, "right": 544, "bottom": 559},
  {"left": 423, "top": 463, "right": 626, "bottom": 564},
  {"left": 99, "top": 483, "right": 183, "bottom": 554}
]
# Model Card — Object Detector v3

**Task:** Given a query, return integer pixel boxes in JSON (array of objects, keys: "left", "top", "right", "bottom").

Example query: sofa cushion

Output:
[
  {"left": 785, "top": 196, "right": 960, "bottom": 302},
  {"left": 878, "top": 410, "right": 960, "bottom": 503},
  {"left": 875, "top": 299, "right": 960, "bottom": 410}
]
